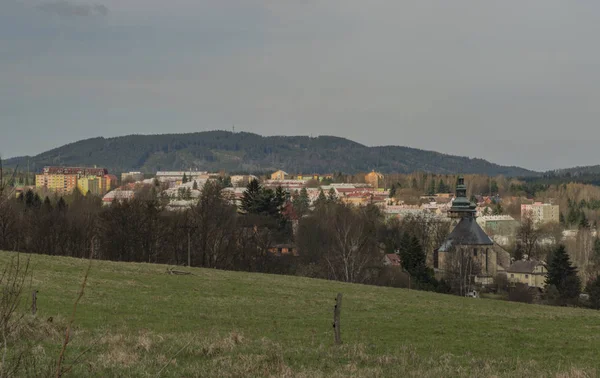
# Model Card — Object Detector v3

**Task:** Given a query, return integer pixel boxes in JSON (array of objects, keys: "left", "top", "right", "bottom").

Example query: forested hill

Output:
[{"left": 5, "top": 131, "right": 535, "bottom": 176}]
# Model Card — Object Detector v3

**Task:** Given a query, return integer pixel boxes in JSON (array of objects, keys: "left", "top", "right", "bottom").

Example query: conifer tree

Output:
[
  {"left": 43, "top": 196, "right": 52, "bottom": 212},
  {"left": 193, "top": 180, "right": 198, "bottom": 190},
  {"left": 57, "top": 197, "right": 67, "bottom": 211},
  {"left": 182, "top": 173, "right": 188, "bottom": 184},
  {"left": 241, "top": 179, "right": 262, "bottom": 214},
  {"left": 427, "top": 179, "right": 436, "bottom": 195},
  {"left": 389, "top": 184, "right": 397, "bottom": 198},
  {"left": 546, "top": 244, "right": 581, "bottom": 304},
  {"left": 314, "top": 189, "right": 327, "bottom": 208},
  {"left": 437, "top": 179, "right": 447, "bottom": 193},
  {"left": 398, "top": 233, "right": 432, "bottom": 286},
  {"left": 490, "top": 180, "right": 499, "bottom": 195},
  {"left": 327, "top": 188, "right": 338, "bottom": 203},
  {"left": 292, "top": 188, "right": 310, "bottom": 217}
]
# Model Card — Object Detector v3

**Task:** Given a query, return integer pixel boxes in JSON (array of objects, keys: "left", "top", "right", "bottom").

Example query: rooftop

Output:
[{"left": 507, "top": 260, "right": 545, "bottom": 274}]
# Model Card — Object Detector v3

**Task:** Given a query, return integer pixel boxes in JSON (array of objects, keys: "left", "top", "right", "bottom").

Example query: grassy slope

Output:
[{"left": 2, "top": 251, "right": 599, "bottom": 377}]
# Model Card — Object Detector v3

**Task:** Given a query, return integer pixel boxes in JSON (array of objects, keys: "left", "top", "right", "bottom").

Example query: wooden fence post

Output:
[
  {"left": 32, "top": 290, "right": 38, "bottom": 315},
  {"left": 333, "top": 293, "right": 342, "bottom": 345}
]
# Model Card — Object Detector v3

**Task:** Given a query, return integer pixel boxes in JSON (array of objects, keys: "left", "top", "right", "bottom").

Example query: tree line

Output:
[{"left": 0, "top": 179, "right": 455, "bottom": 293}]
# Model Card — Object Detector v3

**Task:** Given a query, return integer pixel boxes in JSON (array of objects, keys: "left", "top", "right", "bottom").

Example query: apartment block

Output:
[{"left": 521, "top": 202, "right": 560, "bottom": 225}]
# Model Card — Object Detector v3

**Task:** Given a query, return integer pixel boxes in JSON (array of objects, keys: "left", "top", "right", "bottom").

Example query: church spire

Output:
[{"left": 448, "top": 176, "right": 476, "bottom": 218}]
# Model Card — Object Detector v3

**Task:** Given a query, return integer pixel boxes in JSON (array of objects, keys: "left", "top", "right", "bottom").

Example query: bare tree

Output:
[
  {"left": 191, "top": 181, "right": 237, "bottom": 268},
  {"left": 444, "top": 243, "right": 481, "bottom": 296},
  {"left": 324, "top": 204, "right": 380, "bottom": 283},
  {"left": 517, "top": 211, "right": 541, "bottom": 260}
]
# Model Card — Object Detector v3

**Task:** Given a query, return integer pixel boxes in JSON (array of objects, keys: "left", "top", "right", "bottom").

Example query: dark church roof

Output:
[{"left": 438, "top": 217, "right": 493, "bottom": 252}]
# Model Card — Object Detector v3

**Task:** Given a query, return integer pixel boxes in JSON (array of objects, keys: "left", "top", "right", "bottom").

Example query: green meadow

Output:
[{"left": 1, "top": 250, "right": 599, "bottom": 377}]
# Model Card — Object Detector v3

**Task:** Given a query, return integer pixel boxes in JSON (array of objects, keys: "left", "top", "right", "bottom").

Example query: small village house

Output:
[
  {"left": 365, "top": 170, "right": 384, "bottom": 189},
  {"left": 506, "top": 260, "right": 547, "bottom": 289},
  {"left": 270, "top": 170, "right": 290, "bottom": 181}
]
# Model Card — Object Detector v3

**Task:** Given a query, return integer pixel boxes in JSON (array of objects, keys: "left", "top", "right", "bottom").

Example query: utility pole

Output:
[{"left": 187, "top": 228, "right": 191, "bottom": 267}]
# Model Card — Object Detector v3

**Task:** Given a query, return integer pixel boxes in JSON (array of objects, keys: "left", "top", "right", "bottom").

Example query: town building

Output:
[
  {"left": 476, "top": 215, "right": 519, "bottom": 236},
  {"left": 155, "top": 171, "right": 211, "bottom": 185},
  {"left": 121, "top": 172, "right": 144, "bottom": 182},
  {"left": 521, "top": 202, "right": 560, "bottom": 225},
  {"left": 270, "top": 170, "right": 289, "bottom": 181},
  {"left": 35, "top": 166, "right": 114, "bottom": 195},
  {"left": 263, "top": 179, "right": 308, "bottom": 191},
  {"left": 365, "top": 170, "right": 384, "bottom": 188},
  {"left": 506, "top": 260, "right": 547, "bottom": 289},
  {"left": 102, "top": 190, "right": 135, "bottom": 206},
  {"left": 383, "top": 254, "right": 402, "bottom": 267},
  {"left": 434, "top": 176, "right": 510, "bottom": 285},
  {"left": 230, "top": 175, "right": 258, "bottom": 187}
]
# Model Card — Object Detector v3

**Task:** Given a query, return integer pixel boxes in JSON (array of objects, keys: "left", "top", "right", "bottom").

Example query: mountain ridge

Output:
[{"left": 3, "top": 131, "right": 536, "bottom": 176}]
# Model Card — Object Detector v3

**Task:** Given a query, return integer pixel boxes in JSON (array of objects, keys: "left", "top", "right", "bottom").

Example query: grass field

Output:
[{"left": 1, "top": 250, "right": 600, "bottom": 377}]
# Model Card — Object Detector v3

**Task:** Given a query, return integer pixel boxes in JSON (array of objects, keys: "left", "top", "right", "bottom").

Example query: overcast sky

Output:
[{"left": 1, "top": 1, "right": 599, "bottom": 171}]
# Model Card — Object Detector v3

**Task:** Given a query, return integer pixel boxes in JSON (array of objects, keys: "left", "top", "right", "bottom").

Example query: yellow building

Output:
[
  {"left": 365, "top": 170, "right": 383, "bottom": 188},
  {"left": 270, "top": 170, "right": 289, "bottom": 180},
  {"left": 506, "top": 260, "right": 547, "bottom": 289},
  {"left": 77, "top": 176, "right": 101, "bottom": 196},
  {"left": 36, "top": 166, "right": 110, "bottom": 195},
  {"left": 35, "top": 173, "right": 78, "bottom": 194}
]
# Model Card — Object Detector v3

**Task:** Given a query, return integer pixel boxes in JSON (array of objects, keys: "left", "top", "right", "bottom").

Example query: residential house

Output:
[
  {"left": 270, "top": 170, "right": 289, "bottom": 181},
  {"left": 506, "top": 260, "right": 547, "bottom": 289},
  {"left": 268, "top": 244, "right": 298, "bottom": 256},
  {"left": 383, "top": 254, "right": 402, "bottom": 267},
  {"left": 365, "top": 170, "right": 384, "bottom": 188},
  {"left": 230, "top": 175, "right": 258, "bottom": 187}
]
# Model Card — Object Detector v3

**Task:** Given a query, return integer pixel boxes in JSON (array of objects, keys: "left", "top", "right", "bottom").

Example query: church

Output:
[{"left": 433, "top": 176, "right": 510, "bottom": 284}]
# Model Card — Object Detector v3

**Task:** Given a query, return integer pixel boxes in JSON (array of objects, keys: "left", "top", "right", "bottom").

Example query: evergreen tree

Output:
[
  {"left": 579, "top": 213, "right": 590, "bottom": 229},
  {"left": 241, "top": 179, "right": 262, "bottom": 214},
  {"left": 437, "top": 179, "right": 447, "bottom": 194},
  {"left": 193, "top": 180, "right": 198, "bottom": 190},
  {"left": 314, "top": 189, "right": 327, "bottom": 208},
  {"left": 398, "top": 233, "right": 433, "bottom": 286},
  {"left": 24, "top": 189, "right": 35, "bottom": 207},
  {"left": 274, "top": 186, "right": 287, "bottom": 212},
  {"left": 43, "top": 196, "right": 52, "bottom": 212},
  {"left": 182, "top": 173, "right": 188, "bottom": 184},
  {"left": 57, "top": 197, "right": 67, "bottom": 212},
  {"left": 292, "top": 188, "right": 310, "bottom": 217},
  {"left": 327, "top": 188, "right": 338, "bottom": 203},
  {"left": 389, "top": 184, "right": 397, "bottom": 198},
  {"left": 427, "top": 179, "right": 436, "bottom": 195},
  {"left": 546, "top": 244, "right": 581, "bottom": 304},
  {"left": 411, "top": 178, "right": 418, "bottom": 189},
  {"left": 490, "top": 180, "right": 499, "bottom": 195},
  {"left": 492, "top": 203, "right": 503, "bottom": 215}
]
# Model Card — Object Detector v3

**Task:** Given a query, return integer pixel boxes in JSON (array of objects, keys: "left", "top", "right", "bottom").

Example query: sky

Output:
[{"left": 1, "top": 0, "right": 600, "bottom": 171}]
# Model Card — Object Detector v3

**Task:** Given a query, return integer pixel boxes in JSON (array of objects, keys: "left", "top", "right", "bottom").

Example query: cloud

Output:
[{"left": 36, "top": 1, "right": 108, "bottom": 17}]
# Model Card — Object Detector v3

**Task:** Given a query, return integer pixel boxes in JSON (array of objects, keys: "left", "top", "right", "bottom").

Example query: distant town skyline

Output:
[{"left": 2, "top": 1, "right": 600, "bottom": 171}]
